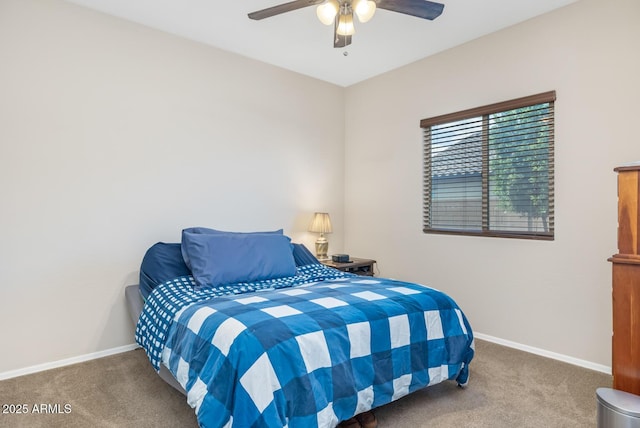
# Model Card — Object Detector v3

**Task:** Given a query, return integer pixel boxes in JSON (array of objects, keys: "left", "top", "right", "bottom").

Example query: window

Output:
[{"left": 421, "top": 91, "right": 555, "bottom": 240}]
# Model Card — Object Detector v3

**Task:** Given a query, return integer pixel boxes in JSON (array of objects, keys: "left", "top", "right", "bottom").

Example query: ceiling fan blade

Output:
[
  {"left": 376, "top": 0, "right": 444, "bottom": 20},
  {"left": 333, "top": 16, "right": 352, "bottom": 48},
  {"left": 248, "top": 0, "right": 324, "bottom": 20}
]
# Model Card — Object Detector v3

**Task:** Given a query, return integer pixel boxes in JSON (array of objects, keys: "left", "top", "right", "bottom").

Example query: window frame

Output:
[{"left": 421, "top": 91, "right": 556, "bottom": 241}]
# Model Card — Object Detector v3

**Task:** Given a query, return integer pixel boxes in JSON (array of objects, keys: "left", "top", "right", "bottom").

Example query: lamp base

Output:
[{"left": 315, "top": 237, "right": 329, "bottom": 260}]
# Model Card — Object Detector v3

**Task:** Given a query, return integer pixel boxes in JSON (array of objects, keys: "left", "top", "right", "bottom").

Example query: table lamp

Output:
[{"left": 308, "top": 212, "right": 332, "bottom": 260}]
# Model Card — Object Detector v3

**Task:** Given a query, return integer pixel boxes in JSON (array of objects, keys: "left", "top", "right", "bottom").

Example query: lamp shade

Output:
[
  {"left": 353, "top": 0, "right": 376, "bottom": 23},
  {"left": 309, "top": 212, "right": 333, "bottom": 234},
  {"left": 336, "top": 12, "right": 355, "bottom": 36},
  {"left": 316, "top": 0, "right": 339, "bottom": 25}
]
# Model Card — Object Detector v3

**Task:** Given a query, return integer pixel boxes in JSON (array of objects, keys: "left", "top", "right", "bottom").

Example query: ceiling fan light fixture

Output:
[
  {"left": 353, "top": 0, "right": 376, "bottom": 23},
  {"left": 336, "top": 12, "right": 355, "bottom": 36},
  {"left": 248, "top": 0, "right": 444, "bottom": 49},
  {"left": 316, "top": 0, "right": 339, "bottom": 26}
]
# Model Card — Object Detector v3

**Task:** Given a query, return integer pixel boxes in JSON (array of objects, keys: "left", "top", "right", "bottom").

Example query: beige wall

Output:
[
  {"left": 0, "top": 0, "right": 345, "bottom": 374},
  {"left": 344, "top": 0, "right": 640, "bottom": 368}
]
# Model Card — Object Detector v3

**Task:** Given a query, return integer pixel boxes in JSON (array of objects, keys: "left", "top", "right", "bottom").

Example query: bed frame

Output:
[{"left": 125, "top": 284, "right": 187, "bottom": 396}]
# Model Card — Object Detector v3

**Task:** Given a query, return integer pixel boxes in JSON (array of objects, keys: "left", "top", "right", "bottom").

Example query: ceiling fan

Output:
[{"left": 248, "top": 0, "right": 445, "bottom": 48}]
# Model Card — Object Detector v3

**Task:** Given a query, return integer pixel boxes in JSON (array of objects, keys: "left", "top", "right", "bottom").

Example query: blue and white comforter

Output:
[{"left": 136, "top": 264, "right": 474, "bottom": 428}]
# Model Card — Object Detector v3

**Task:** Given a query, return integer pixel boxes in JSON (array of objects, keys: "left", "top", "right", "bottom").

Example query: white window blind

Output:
[{"left": 421, "top": 91, "right": 555, "bottom": 240}]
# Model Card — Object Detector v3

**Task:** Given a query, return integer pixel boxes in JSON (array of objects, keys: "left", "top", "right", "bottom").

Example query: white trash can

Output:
[{"left": 597, "top": 388, "right": 640, "bottom": 428}]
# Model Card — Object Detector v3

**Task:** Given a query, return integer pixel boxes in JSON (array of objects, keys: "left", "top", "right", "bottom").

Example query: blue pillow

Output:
[
  {"left": 139, "top": 242, "right": 191, "bottom": 299},
  {"left": 292, "top": 243, "right": 320, "bottom": 266},
  {"left": 181, "top": 227, "right": 283, "bottom": 270},
  {"left": 182, "top": 231, "right": 297, "bottom": 288}
]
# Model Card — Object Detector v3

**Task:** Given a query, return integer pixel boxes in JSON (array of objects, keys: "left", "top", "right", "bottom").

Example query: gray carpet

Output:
[{"left": 0, "top": 340, "right": 611, "bottom": 427}]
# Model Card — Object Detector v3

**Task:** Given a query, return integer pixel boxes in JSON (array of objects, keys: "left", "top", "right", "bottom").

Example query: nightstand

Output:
[{"left": 321, "top": 257, "right": 376, "bottom": 276}]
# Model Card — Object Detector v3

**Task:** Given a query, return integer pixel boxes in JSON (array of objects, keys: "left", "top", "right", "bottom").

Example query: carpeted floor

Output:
[{"left": 0, "top": 340, "right": 611, "bottom": 428}]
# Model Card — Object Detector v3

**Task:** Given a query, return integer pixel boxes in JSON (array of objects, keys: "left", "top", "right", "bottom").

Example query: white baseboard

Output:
[
  {"left": 0, "top": 334, "right": 611, "bottom": 381},
  {"left": 0, "top": 343, "right": 140, "bottom": 381},
  {"left": 475, "top": 332, "right": 611, "bottom": 375}
]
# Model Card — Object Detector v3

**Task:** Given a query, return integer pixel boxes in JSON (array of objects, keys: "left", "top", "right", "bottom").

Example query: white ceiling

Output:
[{"left": 63, "top": 0, "right": 577, "bottom": 87}]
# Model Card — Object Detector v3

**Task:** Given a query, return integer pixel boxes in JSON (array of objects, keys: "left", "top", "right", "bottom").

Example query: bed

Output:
[{"left": 127, "top": 228, "right": 475, "bottom": 428}]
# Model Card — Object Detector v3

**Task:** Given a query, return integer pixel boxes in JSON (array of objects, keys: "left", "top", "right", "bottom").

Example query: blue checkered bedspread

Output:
[{"left": 136, "top": 264, "right": 474, "bottom": 428}]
